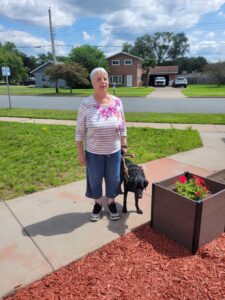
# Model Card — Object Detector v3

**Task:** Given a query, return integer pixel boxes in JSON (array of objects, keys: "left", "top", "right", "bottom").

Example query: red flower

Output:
[
  {"left": 179, "top": 175, "right": 187, "bottom": 183},
  {"left": 193, "top": 175, "right": 205, "bottom": 184},
  {"left": 196, "top": 191, "right": 201, "bottom": 198},
  {"left": 176, "top": 174, "right": 209, "bottom": 201}
]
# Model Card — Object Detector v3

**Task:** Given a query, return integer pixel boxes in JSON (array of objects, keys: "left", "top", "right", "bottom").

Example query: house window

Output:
[
  {"left": 41, "top": 75, "right": 46, "bottom": 82},
  {"left": 112, "top": 60, "right": 120, "bottom": 65},
  {"left": 109, "top": 75, "right": 122, "bottom": 84},
  {"left": 124, "top": 59, "right": 133, "bottom": 65}
]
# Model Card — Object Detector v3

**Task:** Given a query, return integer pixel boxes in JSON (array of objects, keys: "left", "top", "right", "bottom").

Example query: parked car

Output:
[
  {"left": 20, "top": 78, "right": 35, "bottom": 86},
  {"left": 154, "top": 76, "right": 166, "bottom": 87},
  {"left": 174, "top": 76, "right": 187, "bottom": 88}
]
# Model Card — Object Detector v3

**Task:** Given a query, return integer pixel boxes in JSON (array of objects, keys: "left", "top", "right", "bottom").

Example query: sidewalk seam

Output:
[{"left": 3, "top": 201, "right": 55, "bottom": 271}]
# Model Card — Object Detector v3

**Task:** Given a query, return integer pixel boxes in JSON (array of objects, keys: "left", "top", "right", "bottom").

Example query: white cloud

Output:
[
  {"left": 0, "top": 28, "right": 68, "bottom": 56},
  {"left": 0, "top": 0, "right": 224, "bottom": 30},
  {"left": 98, "top": 35, "right": 130, "bottom": 57},
  {"left": 189, "top": 38, "right": 224, "bottom": 62},
  {"left": 206, "top": 32, "right": 215, "bottom": 38},
  {"left": 218, "top": 10, "right": 225, "bottom": 17},
  {"left": 0, "top": 0, "right": 76, "bottom": 27},
  {"left": 99, "top": 0, "right": 225, "bottom": 41},
  {"left": 82, "top": 31, "right": 95, "bottom": 41},
  {"left": 1, "top": 0, "right": 225, "bottom": 60}
]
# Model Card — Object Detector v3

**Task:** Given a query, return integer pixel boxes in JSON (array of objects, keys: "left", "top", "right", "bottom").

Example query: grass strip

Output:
[
  {"left": 0, "top": 122, "right": 202, "bottom": 200},
  {"left": 0, "top": 108, "right": 224, "bottom": 124},
  {"left": 0, "top": 86, "right": 154, "bottom": 97},
  {"left": 182, "top": 84, "right": 225, "bottom": 97}
]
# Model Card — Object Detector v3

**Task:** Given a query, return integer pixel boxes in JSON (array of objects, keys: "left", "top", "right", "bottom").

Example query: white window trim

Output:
[
  {"left": 124, "top": 59, "right": 133, "bottom": 65},
  {"left": 109, "top": 75, "right": 122, "bottom": 84},
  {"left": 112, "top": 60, "right": 120, "bottom": 65}
]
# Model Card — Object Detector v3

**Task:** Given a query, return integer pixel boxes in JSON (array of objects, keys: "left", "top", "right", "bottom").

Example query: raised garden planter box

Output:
[{"left": 151, "top": 172, "right": 225, "bottom": 253}]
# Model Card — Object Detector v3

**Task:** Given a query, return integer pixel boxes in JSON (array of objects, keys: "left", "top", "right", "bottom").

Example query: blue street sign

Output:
[{"left": 1, "top": 66, "right": 11, "bottom": 76}]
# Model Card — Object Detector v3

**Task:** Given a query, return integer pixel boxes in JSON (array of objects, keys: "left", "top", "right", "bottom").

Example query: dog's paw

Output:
[
  {"left": 137, "top": 209, "right": 143, "bottom": 214},
  {"left": 122, "top": 207, "right": 127, "bottom": 213}
]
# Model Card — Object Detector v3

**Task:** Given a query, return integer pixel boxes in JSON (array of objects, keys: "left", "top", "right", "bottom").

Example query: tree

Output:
[
  {"left": 45, "top": 62, "right": 89, "bottom": 93},
  {"left": 161, "top": 56, "right": 208, "bottom": 73},
  {"left": 0, "top": 43, "right": 27, "bottom": 82},
  {"left": 0, "top": 42, "right": 38, "bottom": 78},
  {"left": 36, "top": 52, "right": 53, "bottom": 66},
  {"left": 204, "top": 61, "right": 225, "bottom": 86},
  {"left": 21, "top": 54, "right": 37, "bottom": 74},
  {"left": 142, "top": 55, "right": 156, "bottom": 87},
  {"left": 56, "top": 56, "right": 68, "bottom": 63},
  {"left": 122, "top": 32, "right": 189, "bottom": 64},
  {"left": 168, "top": 33, "right": 189, "bottom": 61},
  {"left": 69, "top": 45, "right": 108, "bottom": 74},
  {"left": 122, "top": 42, "right": 133, "bottom": 54}
]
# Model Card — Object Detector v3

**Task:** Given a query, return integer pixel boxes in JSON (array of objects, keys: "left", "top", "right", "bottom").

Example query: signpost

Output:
[{"left": 1, "top": 66, "right": 12, "bottom": 109}]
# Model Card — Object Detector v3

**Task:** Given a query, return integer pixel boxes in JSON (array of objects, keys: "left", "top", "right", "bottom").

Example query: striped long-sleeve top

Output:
[{"left": 76, "top": 95, "right": 127, "bottom": 155}]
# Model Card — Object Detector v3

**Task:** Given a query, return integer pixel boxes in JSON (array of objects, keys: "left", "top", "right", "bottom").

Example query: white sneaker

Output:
[
  {"left": 108, "top": 202, "right": 119, "bottom": 220},
  {"left": 90, "top": 203, "right": 102, "bottom": 222}
]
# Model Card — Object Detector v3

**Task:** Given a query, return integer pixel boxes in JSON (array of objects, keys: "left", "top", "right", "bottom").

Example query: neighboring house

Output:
[
  {"left": 148, "top": 66, "right": 179, "bottom": 86},
  {"left": 107, "top": 52, "right": 143, "bottom": 87},
  {"left": 30, "top": 61, "right": 66, "bottom": 88}
]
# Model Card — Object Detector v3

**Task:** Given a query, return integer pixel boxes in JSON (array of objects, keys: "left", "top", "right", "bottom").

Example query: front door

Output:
[{"left": 127, "top": 75, "right": 132, "bottom": 87}]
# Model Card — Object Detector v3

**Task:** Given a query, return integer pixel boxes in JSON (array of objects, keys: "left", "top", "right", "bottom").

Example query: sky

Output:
[{"left": 1, "top": 0, "right": 225, "bottom": 62}]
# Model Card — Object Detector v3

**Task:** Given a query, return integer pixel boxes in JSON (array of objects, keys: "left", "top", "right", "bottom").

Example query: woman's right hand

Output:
[{"left": 78, "top": 151, "right": 86, "bottom": 165}]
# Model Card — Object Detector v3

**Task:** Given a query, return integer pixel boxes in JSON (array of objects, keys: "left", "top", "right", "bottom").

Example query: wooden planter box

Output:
[{"left": 151, "top": 172, "right": 225, "bottom": 253}]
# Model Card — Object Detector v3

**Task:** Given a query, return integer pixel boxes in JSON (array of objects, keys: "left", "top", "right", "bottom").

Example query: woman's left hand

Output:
[{"left": 121, "top": 146, "right": 128, "bottom": 155}]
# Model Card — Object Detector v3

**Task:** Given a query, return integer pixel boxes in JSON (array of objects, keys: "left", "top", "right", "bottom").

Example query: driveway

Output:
[{"left": 147, "top": 86, "right": 187, "bottom": 98}]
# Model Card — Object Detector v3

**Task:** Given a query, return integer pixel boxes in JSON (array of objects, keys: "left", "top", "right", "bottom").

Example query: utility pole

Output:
[
  {"left": 48, "top": 7, "right": 56, "bottom": 64},
  {"left": 48, "top": 6, "right": 58, "bottom": 92}
]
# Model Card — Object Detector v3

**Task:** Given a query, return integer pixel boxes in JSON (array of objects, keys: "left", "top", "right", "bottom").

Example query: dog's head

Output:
[{"left": 133, "top": 174, "right": 149, "bottom": 198}]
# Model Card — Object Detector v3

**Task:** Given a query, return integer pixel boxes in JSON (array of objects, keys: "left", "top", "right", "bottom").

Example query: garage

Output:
[{"left": 148, "top": 66, "right": 178, "bottom": 86}]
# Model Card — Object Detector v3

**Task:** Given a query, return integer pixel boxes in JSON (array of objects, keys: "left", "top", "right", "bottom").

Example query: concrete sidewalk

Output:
[
  {"left": 1, "top": 116, "right": 225, "bottom": 132},
  {"left": 0, "top": 120, "right": 225, "bottom": 298}
]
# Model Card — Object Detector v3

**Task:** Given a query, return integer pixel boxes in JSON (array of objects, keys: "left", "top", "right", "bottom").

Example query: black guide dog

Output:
[{"left": 120, "top": 153, "right": 149, "bottom": 214}]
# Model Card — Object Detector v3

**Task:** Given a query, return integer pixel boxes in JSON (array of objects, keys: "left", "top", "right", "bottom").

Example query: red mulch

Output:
[{"left": 5, "top": 224, "right": 225, "bottom": 300}]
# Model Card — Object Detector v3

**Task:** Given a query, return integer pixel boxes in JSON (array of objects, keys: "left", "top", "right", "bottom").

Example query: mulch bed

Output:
[{"left": 5, "top": 224, "right": 225, "bottom": 300}]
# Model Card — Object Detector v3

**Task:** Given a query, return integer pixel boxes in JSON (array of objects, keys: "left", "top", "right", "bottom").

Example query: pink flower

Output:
[
  {"left": 115, "top": 99, "right": 120, "bottom": 107},
  {"left": 94, "top": 104, "right": 100, "bottom": 109}
]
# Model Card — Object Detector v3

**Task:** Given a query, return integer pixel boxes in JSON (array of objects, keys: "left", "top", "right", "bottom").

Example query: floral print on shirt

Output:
[{"left": 94, "top": 98, "right": 125, "bottom": 130}]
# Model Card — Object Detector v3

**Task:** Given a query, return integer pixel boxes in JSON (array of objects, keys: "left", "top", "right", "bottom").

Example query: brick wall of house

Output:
[{"left": 107, "top": 53, "right": 143, "bottom": 87}]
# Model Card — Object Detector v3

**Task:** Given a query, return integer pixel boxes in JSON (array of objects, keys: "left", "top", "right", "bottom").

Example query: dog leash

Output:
[
  {"left": 122, "top": 152, "right": 144, "bottom": 177},
  {"left": 121, "top": 155, "right": 129, "bottom": 181}
]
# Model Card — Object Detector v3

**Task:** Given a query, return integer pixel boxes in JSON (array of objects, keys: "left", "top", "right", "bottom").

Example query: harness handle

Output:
[{"left": 121, "top": 153, "right": 143, "bottom": 181}]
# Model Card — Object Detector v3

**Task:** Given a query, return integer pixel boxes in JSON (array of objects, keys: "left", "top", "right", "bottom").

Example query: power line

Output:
[{"left": 16, "top": 41, "right": 225, "bottom": 49}]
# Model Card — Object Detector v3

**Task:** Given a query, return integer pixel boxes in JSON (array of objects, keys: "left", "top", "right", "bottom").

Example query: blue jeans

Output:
[{"left": 85, "top": 150, "right": 121, "bottom": 199}]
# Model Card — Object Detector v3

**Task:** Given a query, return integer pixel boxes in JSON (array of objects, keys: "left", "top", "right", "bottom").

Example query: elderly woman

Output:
[{"left": 76, "top": 67, "right": 127, "bottom": 221}]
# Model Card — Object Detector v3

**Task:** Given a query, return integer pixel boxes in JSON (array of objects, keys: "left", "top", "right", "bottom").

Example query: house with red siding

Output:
[
  {"left": 107, "top": 51, "right": 179, "bottom": 87},
  {"left": 107, "top": 52, "right": 143, "bottom": 87}
]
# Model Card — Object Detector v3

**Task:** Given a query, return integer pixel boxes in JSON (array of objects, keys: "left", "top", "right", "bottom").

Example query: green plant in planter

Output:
[{"left": 175, "top": 175, "right": 209, "bottom": 201}]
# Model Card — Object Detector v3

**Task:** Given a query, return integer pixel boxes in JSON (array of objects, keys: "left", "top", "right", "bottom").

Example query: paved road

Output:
[{"left": 0, "top": 95, "right": 225, "bottom": 113}]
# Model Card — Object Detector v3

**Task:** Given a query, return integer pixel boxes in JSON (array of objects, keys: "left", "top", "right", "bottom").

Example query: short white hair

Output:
[{"left": 90, "top": 67, "right": 108, "bottom": 83}]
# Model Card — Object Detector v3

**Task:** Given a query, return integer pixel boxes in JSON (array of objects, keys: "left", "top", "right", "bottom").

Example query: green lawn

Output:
[
  {"left": 2, "top": 84, "right": 225, "bottom": 97},
  {"left": 0, "top": 108, "right": 225, "bottom": 124},
  {"left": 0, "top": 85, "right": 154, "bottom": 97},
  {"left": 182, "top": 84, "right": 225, "bottom": 97},
  {"left": 0, "top": 122, "right": 202, "bottom": 200}
]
